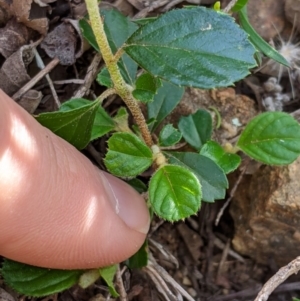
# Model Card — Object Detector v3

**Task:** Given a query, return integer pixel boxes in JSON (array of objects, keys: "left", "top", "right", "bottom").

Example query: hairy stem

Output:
[
  {"left": 85, "top": 0, "right": 153, "bottom": 147},
  {"left": 97, "top": 88, "right": 116, "bottom": 104}
]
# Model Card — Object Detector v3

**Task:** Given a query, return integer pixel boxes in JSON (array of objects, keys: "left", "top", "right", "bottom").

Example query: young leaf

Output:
[
  {"left": 238, "top": 6, "right": 289, "bottom": 67},
  {"left": 165, "top": 152, "right": 228, "bottom": 202},
  {"left": 99, "top": 265, "right": 119, "bottom": 298},
  {"left": 178, "top": 109, "right": 212, "bottom": 151},
  {"left": 200, "top": 141, "right": 241, "bottom": 174},
  {"left": 149, "top": 164, "right": 202, "bottom": 221},
  {"left": 237, "top": 112, "right": 300, "bottom": 165},
  {"left": 80, "top": 9, "right": 138, "bottom": 85},
  {"left": 79, "top": 270, "right": 100, "bottom": 289},
  {"left": 60, "top": 98, "right": 115, "bottom": 140},
  {"left": 132, "top": 73, "right": 161, "bottom": 103},
  {"left": 213, "top": 1, "right": 221, "bottom": 11},
  {"left": 126, "top": 240, "right": 148, "bottom": 269},
  {"left": 1, "top": 259, "right": 81, "bottom": 297},
  {"left": 35, "top": 99, "right": 99, "bottom": 149},
  {"left": 124, "top": 7, "right": 256, "bottom": 88},
  {"left": 147, "top": 81, "right": 184, "bottom": 131},
  {"left": 112, "top": 107, "right": 131, "bottom": 133},
  {"left": 91, "top": 107, "right": 115, "bottom": 140},
  {"left": 159, "top": 124, "right": 182, "bottom": 147},
  {"left": 126, "top": 178, "right": 148, "bottom": 193},
  {"left": 97, "top": 68, "right": 113, "bottom": 88},
  {"left": 104, "top": 133, "right": 153, "bottom": 177}
]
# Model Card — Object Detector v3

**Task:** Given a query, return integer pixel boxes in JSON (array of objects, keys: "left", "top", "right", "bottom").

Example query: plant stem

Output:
[
  {"left": 85, "top": 0, "right": 153, "bottom": 147},
  {"left": 97, "top": 88, "right": 116, "bottom": 104},
  {"left": 113, "top": 48, "right": 125, "bottom": 63}
]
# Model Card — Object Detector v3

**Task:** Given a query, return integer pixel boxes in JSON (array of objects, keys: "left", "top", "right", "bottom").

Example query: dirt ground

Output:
[{"left": 1, "top": 0, "right": 300, "bottom": 300}]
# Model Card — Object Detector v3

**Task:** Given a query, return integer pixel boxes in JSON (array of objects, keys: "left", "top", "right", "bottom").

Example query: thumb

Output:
[{"left": 0, "top": 90, "right": 150, "bottom": 269}]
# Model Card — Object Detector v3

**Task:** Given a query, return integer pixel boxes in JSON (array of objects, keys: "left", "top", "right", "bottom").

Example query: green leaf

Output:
[
  {"left": 165, "top": 152, "right": 228, "bottom": 202},
  {"left": 149, "top": 164, "right": 201, "bottom": 221},
  {"left": 126, "top": 240, "right": 148, "bottom": 269},
  {"left": 60, "top": 98, "right": 115, "bottom": 140},
  {"left": 159, "top": 124, "right": 182, "bottom": 147},
  {"left": 99, "top": 265, "right": 119, "bottom": 298},
  {"left": 104, "top": 133, "right": 153, "bottom": 177},
  {"left": 112, "top": 107, "right": 131, "bottom": 133},
  {"left": 97, "top": 68, "right": 113, "bottom": 88},
  {"left": 79, "top": 270, "right": 100, "bottom": 289},
  {"left": 1, "top": 259, "right": 81, "bottom": 297},
  {"left": 200, "top": 141, "right": 241, "bottom": 174},
  {"left": 238, "top": 7, "right": 289, "bottom": 67},
  {"left": 237, "top": 112, "right": 300, "bottom": 165},
  {"left": 126, "top": 178, "right": 148, "bottom": 193},
  {"left": 133, "top": 17, "right": 158, "bottom": 26},
  {"left": 35, "top": 99, "right": 99, "bottom": 149},
  {"left": 91, "top": 107, "right": 115, "bottom": 140},
  {"left": 178, "top": 109, "right": 212, "bottom": 151},
  {"left": 79, "top": 18, "right": 98, "bottom": 51},
  {"left": 124, "top": 7, "right": 256, "bottom": 88},
  {"left": 132, "top": 73, "right": 161, "bottom": 103},
  {"left": 213, "top": 1, "right": 221, "bottom": 11},
  {"left": 147, "top": 81, "right": 184, "bottom": 131},
  {"left": 80, "top": 9, "right": 138, "bottom": 85},
  {"left": 231, "top": 0, "right": 248, "bottom": 12}
]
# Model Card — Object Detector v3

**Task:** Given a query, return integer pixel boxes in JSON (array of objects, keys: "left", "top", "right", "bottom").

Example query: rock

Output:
[{"left": 230, "top": 156, "right": 300, "bottom": 266}]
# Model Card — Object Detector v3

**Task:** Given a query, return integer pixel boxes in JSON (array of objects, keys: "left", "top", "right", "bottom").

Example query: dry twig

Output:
[
  {"left": 34, "top": 48, "right": 61, "bottom": 108},
  {"left": 146, "top": 265, "right": 178, "bottom": 301},
  {"left": 215, "top": 160, "right": 248, "bottom": 226},
  {"left": 133, "top": 0, "right": 170, "bottom": 18},
  {"left": 161, "top": 0, "right": 184, "bottom": 12},
  {"left": 115, "top": 264, "right": 128, "bottom": 301},
  {"left": 223, "top": 0, "right": 239, "bottom": 13},
  {"left": 149, "top": 238, "right": 179, "bottom": 268},
  {"left": 213, "top": 236, "right": 245, "bottom": 262},
  {"left": 147, "top": 254, "right": 196, "bottom": 301},
  {"left": 254, "top": 256, "right": 300, "bottom": 301},
  {"left": 216, "top": 239, "right": 230, "bottom": 280},
  {"left": 13, "top": 58, "right": 60, "bottom": 101},
  {"left": 73, "top": 52, "right": 102, "bottom": 98}
]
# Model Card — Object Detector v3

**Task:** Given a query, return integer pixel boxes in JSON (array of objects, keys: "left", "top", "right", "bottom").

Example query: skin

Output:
[{"left": 0, "top": 90, "right": 150, "bottom": 269}]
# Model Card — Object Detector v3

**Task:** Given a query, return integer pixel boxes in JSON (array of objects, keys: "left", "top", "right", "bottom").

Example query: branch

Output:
[{"left": 254, "top": 256, "right": 300, "bottom": 301}]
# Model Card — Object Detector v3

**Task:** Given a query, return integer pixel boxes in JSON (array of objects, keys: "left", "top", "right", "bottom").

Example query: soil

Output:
[{"left": 1, "top": 0, "right": 300, "bottom": 301}]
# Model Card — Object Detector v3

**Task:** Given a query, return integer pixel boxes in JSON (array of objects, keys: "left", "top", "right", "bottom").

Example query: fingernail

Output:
[{"left": 101, "top": 172, "right": 150, "bottom": 234}]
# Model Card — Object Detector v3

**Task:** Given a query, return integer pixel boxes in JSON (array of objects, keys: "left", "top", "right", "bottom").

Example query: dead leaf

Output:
[
  {"left": 114, "top": 0, "right": 134, "bottom": 16},
  {"left": 0, "top": 288, "right": 15, "bottom": 301},
  {"left": 124, "top": 0, "right": 144, "bottom": 11},
  {"left": 41, "top": 22, "right": 77, "bottom": 65},
  {"left": 18, "top": 89, "right": 43, "bottom": 113},
  {"left": 0, "top": 0, "right": 12, "bottom": 26},
  {"left": 65, "top": 18, "right": 90, "bottom": 58},
  {"left": 0, "top": 18, "right": 33, "bottom": 58},
  {"left": 0, "top": 45, "right": 34, "bottom": 95},
  {"left": 70, "top": 1, "right": 114, "bottom": 19},
  {"left": 11, "top": 0, "right": 49, "bottom": 35}
]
